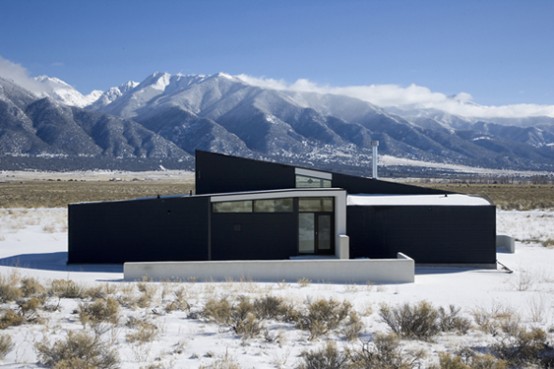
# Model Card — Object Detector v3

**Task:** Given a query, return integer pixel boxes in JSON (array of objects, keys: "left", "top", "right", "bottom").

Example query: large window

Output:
[
  {"left": 212, "top": 200, "right": 252, "bottom": 213},
  {"left": 212, "top": 198, "right": 294, "bottom": 213},
  {"left": 298, "top": 197, "right": 334, "bottom": 212},
  {"left": 254, "top": 198, "right": 293, "bottom": 212}
]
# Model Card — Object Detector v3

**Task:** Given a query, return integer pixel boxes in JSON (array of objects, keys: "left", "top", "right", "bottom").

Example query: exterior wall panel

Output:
[
  {"left": 332, "top": 173, "right": 451, "bottom": 195},
  {"left": 68, "top": 197, "right": 210, "bottom": 263},
  {"left": 347, "top": 205, "right": 496, "bottom": 264},
  {"left": 196, "top": 151, "right": 295, "bottom": 194},
  {"left": 211, "top": 213, "right": 297, "bottom": 260}
]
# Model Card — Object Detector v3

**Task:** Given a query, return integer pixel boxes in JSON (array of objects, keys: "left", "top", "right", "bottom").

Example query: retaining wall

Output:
[{"left": 124, "top": 253, "right": 414, "bottom": 284}]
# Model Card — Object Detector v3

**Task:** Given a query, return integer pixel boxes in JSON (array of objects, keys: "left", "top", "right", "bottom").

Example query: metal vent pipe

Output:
[{"left": 371, "top": 140, "right": 379, "bottom": 179}]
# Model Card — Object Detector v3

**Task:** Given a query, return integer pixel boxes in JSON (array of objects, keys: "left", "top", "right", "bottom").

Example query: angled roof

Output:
[{"left": 195, "top": 150, "right": 453, "bottom": 196}]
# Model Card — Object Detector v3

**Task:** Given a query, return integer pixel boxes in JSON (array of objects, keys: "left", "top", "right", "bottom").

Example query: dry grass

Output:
[
  {"left": 2, "top": 179, "right": 551, "bottom": 209},
  {"left": 420, "top": 183, "right": 554, "bottom": 210},
  {"left": 0, "top": 334, "right": 13, "bottom": 360},
  {"left": 0, "top": 180, "right": 195, "bottom": 208}
]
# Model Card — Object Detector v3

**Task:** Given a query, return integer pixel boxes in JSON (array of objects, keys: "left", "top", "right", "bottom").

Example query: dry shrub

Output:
[
  {"left": 20, "top": 277, "right": 46, "bottom": 297},
  {"left": 380, "top": 301, "right": 470, "bottom": 341},
  {"left": 234, "top": 312, "right": 262, "bottom": 339},
  {"left": 36, "top": 330, "right": 119, "bottom": 369},
  {"left": 379, "top": 301, "right": 440, "bottom": 341},
  {"left": 438, "top": 305, "right": 471, "bottom": 334},
  {"left": 296, "top": 298, "right": 352, "bottom": 339},
  {"left": 298, "top": 342, "right": 348, "bottom": 369},
  {"left": 202, "top": 296, "right": 262, "bottom": 339},
  {"left": 471, "top": 305, "right": 520, "bottom": 336},
  {"left": 297, "top": 278, "right": 311, "bottom": 287},
  {"left": 343, "top": 311, "right": 364, "bottom": 341},
  {"left": 252, "top": 295, "right": 289, "bottom": 320},
  {"left": 84, "top": 284, "right": 117, "bottom": 300},
  {"left": 125, "top": 317, "right": 158, "bottom": 344},
  {"left": 49, "top": 279, "right": 84, "bottom": 299},
  {"left": 17, "top": 296, "right": 45, "bottom": 321},
  {"left": 137, "top": 283, "right": 156, "bottom": 308},
  {"left": 436, "top": 351, "right": 507, "bottom": 369},
  {"left": 79, "top": 298, "right": 119, "bottom": 326},
  {"left": 231, "top": 296, "right": 262, "bottom": 339},
  {"left": 493, "top": 327, "right": 554, "bottom": 367},
  {"left": 164, "top": 287, "right": 190, "bottom": 313},
  {"left": 202, "top": 297, "right": 232, "bottom": 325},
  {"left": 0, "top": 309, "right": 24, "bottom": 329},
  {"left": 349, "top": 333, "right": 424, "bottom": 369},
  {"left": 0, "top": 273, "right": 22, "bottom": 303},
  {"left": 0, "top": 334, "right": 13, "bottom": 359}
]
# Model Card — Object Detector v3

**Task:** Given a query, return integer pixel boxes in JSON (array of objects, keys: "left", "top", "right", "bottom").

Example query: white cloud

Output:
[
  {"left": 0, "top": 56, "right": 44, "bottom": 95},
  {"left": 236, "top": 74, "right": 554, "bottom": 119}
]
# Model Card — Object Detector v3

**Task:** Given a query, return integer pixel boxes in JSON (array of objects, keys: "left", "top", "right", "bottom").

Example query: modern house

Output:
[{"left": 68, "top": 151, "right": 497, "bottom": 268}]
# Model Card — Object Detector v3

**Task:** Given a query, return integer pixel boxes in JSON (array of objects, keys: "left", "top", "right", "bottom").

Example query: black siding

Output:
[
  {"left": 332, "top": 173, "right": 451, "bottom": 195},
  {"left": 68, "top": 196, "right": 210, "bottom": 263},
  {"left": 196, "top": 151, "right": 295, "bottom": 194},
  {"left": 211, "top": 213, "right": 298, "bottom": 260},
  {"left": 347, "top": 205, "right": 496, "bottom": 264},
  {"left": 196, "top": 150, "right": 452, "bottom": 195}
]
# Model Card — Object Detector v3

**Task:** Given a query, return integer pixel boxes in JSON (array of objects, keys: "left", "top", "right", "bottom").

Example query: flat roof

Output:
[{"left": 347, "top": 194, "right": 492, "bottom": 206}]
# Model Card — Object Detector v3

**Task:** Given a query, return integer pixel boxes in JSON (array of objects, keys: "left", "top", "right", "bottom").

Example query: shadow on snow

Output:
[{"left": 0, "top": 252, "right": 123, "bottom": 273}]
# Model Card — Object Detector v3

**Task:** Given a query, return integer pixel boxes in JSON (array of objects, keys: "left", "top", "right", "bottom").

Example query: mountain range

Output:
[{"left": 1, "top": 72, "right": 553, "bottom": 176}]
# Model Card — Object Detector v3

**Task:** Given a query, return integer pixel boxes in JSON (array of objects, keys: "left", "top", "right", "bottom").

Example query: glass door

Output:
[
  {"left": 298, "top": 213, "right": 315, "bottom": 253},
  {"left": 298, "top": 213, "right": 333, "bottom": 255},
  {"left": 316, "top": 214, "right": 332, "bottom": 253}
]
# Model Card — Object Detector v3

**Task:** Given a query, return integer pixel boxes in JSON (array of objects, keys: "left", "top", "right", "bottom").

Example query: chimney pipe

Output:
[{"left": 371, "top": 140, "right": 379, "bottom": 179}]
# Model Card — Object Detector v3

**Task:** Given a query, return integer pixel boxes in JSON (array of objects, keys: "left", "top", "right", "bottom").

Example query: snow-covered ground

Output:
[{"left": 0, "top": 208, "right": 552, "bottom": 368}]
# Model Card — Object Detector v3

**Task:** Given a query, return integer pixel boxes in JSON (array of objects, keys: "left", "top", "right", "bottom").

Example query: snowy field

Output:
[{"left": 0, "top": 207, "right": 553, "bottom": 368}]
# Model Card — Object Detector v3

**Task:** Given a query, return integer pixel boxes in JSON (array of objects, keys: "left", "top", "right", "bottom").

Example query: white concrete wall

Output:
[
  {"left": 336, "top": 235, "right": 349, "bottom": 259},
  {"left": 124, "top": 253, "right": 414, "bottom": 284},
  {"left": 496, "top": 234, "right": 515, "bottom": 253}
]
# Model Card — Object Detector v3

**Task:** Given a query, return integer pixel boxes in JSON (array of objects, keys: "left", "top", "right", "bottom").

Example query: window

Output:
[
  {"left": 212, "top": 198, "right": 294, "bottom": 213},
  {"left": 212, "top": 200, "right": 252, "bottom": 213},
  {"left": 299, "top": 197, "right": 334, "bottom": 212},
  {"left": 295, "top": 175, "right": 331, "bottom": 188},
  {"left": 253, "top": 198, "right": 293, "bottom": 213}
]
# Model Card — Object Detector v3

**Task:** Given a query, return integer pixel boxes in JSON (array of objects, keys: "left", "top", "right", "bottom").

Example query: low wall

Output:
[
  {"left": 496, "top": 234, "right": 515, "bottom": 253},
  {"left": 124, "top": 253, "right": 414, "bottom": 284}
]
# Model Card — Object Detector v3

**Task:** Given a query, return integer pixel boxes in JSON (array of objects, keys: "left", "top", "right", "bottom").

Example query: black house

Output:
[{"left": 68, "top": 151, "right": 496, "bottom": 266}]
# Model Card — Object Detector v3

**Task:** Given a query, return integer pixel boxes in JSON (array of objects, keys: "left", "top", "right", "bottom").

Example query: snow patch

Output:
[{"left": 347, "top": 194, "right": 491, "bottom": 206}]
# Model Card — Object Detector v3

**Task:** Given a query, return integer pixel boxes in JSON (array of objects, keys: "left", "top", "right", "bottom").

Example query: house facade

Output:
[{"left": 68, "top": 151, "right": 496, "bottom": 266}]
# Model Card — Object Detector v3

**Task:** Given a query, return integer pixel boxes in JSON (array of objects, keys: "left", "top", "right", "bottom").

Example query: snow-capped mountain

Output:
[
  {"left": 0, "top": 76, "right": 191, "bottom": 170},
  {"left": 86, "top": 72, "right": 554, "bottom": 172},
  {"left": 1, "top": 72, "right": 553, "bottom": 174},
  {"left": 34, "top": 76, "right": 102, "bottom": 108},
  {"left": 88, "top": 80, "right": 139, "bottom": 110}
]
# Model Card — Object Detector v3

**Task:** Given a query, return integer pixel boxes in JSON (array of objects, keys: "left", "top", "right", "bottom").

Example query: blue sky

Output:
[{"left": 1, "top": 0, "right": 553, "bottom": 106}]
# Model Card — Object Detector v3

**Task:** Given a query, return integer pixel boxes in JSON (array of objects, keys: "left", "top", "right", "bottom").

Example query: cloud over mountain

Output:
[
  {"left": 235, "top": 74, "right": 554, "bottom": 119},
  {"left": 0, "top": 56, "right": 45, "bottom": 95}
]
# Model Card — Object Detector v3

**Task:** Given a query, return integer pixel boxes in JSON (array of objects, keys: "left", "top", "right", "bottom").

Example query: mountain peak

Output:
[
  {"left": 33, "top": 75, "right": 102, "bottom": 107},
  {"left": 126, "top": 72, "right": 171, "bottom": 97},
  {"left": 215, "top": 72, "right": 234, "bottom": 80}
]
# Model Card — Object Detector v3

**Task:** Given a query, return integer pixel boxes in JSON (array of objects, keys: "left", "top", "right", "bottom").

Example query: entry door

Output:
[{"left": 298, "top": 213, "right": 333, "bottom": 255}]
